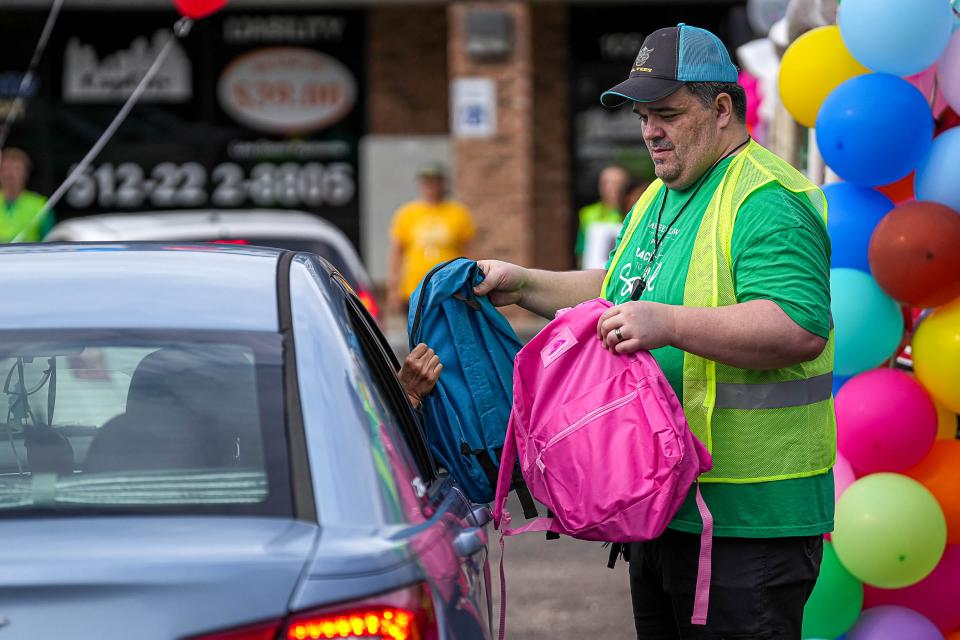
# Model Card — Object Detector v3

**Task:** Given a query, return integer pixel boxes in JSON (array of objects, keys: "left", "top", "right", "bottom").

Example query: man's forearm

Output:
[
  {"left": 670, "top": 299, "right": 827, "bottom": 370},
  {"left": 520, "top": 269, "right": 606, "bottom": 318}
]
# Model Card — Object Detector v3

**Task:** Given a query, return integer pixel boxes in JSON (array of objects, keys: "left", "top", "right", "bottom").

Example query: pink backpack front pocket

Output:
[{"left": 529, "top": 367, "right": 684, "bottom": 539}]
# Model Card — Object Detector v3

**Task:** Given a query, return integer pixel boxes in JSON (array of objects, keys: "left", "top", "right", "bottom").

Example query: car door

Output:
[{"left": 329, "top": 266, "right": 493, "bottom": 639}]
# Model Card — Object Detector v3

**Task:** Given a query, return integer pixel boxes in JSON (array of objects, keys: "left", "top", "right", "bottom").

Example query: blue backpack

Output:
[{"left": 408, "top": 258, "right": 536, "bottom": 514}]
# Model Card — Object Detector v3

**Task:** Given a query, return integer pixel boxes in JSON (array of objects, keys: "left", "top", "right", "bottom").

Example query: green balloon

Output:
[
  {"left": 802, "top": 541, "right": 863, "bottom": 639},
  {"left": 833, "top": 473, "right": 946, "bottom": 588}
]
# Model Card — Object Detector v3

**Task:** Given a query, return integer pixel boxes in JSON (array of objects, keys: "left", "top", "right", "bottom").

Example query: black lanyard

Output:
[{"left": 629, "top": 137, "right": 751, "bottom": 301}]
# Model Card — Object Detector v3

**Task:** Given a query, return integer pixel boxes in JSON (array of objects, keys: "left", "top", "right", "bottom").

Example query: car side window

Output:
[{"left": 338, "top": 287, "right": 437, "bottom": 485}]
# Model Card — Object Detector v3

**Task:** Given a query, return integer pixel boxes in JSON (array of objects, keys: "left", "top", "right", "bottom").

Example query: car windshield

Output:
[{"left": 0, "top": 330, "right": 291, "bottom": 518}]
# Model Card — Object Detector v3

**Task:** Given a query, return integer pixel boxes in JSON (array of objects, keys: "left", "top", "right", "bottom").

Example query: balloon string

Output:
[
  {"left": 12, "top": 17, "right": 194, "bottom": 243},
  {"left": 0, "top": 0, "right": 65, "bottom": 158}
]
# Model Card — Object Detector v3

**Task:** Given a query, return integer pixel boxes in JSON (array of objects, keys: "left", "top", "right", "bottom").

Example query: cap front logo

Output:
[{"left": 632, "top": 46, "right": 654, "bottom": 73}]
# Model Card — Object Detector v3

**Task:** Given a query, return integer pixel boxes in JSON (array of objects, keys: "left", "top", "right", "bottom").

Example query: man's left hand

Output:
[{"left": 597, "top": 301, "right": 678, "bottom": 354}]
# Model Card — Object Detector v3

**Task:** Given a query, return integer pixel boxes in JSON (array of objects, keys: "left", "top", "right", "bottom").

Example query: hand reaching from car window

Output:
[{"left": 398, "top": 343, "right": 443, "bottom": 408}]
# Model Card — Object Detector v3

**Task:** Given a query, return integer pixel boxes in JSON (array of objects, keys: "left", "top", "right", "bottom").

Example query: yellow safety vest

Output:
[{"left": 602, "top": 141, "right": 836, "bottom": 483}]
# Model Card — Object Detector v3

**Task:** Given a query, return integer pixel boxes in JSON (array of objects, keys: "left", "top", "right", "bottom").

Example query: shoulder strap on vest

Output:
[{"left": 600, "top": 180, "right": 664, "bottom": 298}]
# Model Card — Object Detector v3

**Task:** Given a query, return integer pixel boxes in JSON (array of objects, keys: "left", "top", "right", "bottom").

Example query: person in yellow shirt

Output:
[
  {"left": 388, "top": 162, "right": 475, "bottom": 312},
  {"left": 0, "top": 148, "right": 54, "bottom": 243}
]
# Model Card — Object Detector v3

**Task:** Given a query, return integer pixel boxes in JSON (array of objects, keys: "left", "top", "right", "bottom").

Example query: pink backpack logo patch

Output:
[{"left": 493, "top": 298, "right": 714, "bottom": 632}]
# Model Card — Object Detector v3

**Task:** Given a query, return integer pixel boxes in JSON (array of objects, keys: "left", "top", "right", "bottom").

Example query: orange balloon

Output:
[
  {"left": 907, "top": 440, "right": 960, "bottom": 544},
  {"left": 868, "top": 201, "right": 960, "bottom": 307},
  {"left": 877, "top": 171, "right": 915, "bottom": 203},
  {"left": 948, "top": 631, "right": 960, "bottom": 640}
]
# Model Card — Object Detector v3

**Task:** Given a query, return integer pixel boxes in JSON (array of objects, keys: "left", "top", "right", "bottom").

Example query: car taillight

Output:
[
  {"left": 282, "top": 583, "right": 436, "bottom": 640},
  {"left": 188, "top": 619, "right": 282, "bottom": 640},
  {"left": 357, "top": 289, "right": 380, "bottom": 320},
  {"left": 188, "top": 583, "right": 436, "bottom": 640}
]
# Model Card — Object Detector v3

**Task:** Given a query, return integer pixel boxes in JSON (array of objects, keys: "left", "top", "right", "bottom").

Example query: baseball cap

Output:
[
  {"left": 600, "top": 24, "right": 738, "bottom": 107},
  {"left": 417, "top": 161, "right": 447, "bottom": 179}
]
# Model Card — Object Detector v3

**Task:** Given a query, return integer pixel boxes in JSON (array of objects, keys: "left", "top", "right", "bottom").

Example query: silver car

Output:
[{"left": 0, "top": 243, "right": 491, "bottom": 639}]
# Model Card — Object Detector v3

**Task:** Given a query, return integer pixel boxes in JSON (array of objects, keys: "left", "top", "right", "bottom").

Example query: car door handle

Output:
[
  {"left": 454, "top": 527, "right": 488, "bottom": 557},
  {"left": 472, "top": 505, "right": 492, "bottom": 527}
]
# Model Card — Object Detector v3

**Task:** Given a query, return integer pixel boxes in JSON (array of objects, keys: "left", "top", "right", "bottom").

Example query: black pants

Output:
[{"left": 629, "top": 530, "right": 823, "bottom": 640}]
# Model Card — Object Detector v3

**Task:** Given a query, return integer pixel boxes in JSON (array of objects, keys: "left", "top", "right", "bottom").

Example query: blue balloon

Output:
[
  {"left": 822, "top": 183, "right": 894, "bottom": 272},
  {"left": 817, "top": 74, "right": 934, "bottom": 187},
  {"left": 833, "top": 375, "right": 850, "bottom": 396},
  {"left": 831, "top": 268, "right": 904, "bottom": 377},
  {"left": 916, "top": 127, "right": 960, "bottom": 213},
  {"left": 838, "top": 0, "right": 954, "bottom": 76}
]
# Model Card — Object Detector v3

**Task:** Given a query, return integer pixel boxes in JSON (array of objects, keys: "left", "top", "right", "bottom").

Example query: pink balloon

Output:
[
  {"left": 939, "top": 30, "right": 960, "bottom": 114},
  {"left": 836, "top": 369, "right": 938, "bottom": 473},
  {"left": 739, "top": 70, "right": 761, "bottom": 130},
  {"left": 907, "top": 64, "right": 950, "bottom": 117},
  {"left": 835, "top": 452, "right": 857, "bottom": 501},
  {"left": 864, "top": 544, "right": 960, "bottom": 633}
]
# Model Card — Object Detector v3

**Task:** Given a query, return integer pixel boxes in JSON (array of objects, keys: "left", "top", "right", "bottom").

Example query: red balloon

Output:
[
  {"left": 877, "top": 172, "right": 915, "bottom": 204},
  {"left": 868, "top": 201, "right": 960, "bottom": 307},
  {"left": 173, "top": 0, "right": 227, "bottom": 19}
]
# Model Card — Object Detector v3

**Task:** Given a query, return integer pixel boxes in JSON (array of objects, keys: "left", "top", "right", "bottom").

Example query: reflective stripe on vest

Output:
[
  {"left": 601, "top": 140, "right": 836, "bottom": 484},
  {"left": 715, "top": 373, "right": 833, "bottom": 410}
]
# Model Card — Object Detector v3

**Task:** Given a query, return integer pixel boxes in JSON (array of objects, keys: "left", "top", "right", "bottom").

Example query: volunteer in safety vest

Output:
[
  {"left": 475, "top": 24, "right": 833, "bottom": 640},
  {"left": 0, "top": 148, "right": 54, "bottom": 243}
]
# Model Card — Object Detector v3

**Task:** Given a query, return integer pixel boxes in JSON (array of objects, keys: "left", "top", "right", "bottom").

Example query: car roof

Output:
[
  {"left": 46, "top": 210, "right": 370, "bottom": 288},
  {"left": 0, "top": 243, "right": 283, "bottom": 331}
]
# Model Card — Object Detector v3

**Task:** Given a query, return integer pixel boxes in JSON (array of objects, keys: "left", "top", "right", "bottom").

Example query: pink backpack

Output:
[{"left": 492, "top": 298, "right": 714, "bottom": 629}]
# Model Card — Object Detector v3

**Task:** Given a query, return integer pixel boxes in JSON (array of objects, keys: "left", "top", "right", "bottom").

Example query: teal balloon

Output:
[
  {"left": 839, "top": 0, "right": 954, "bottom": 76},
  {"left": 831, "top": 268, "right": 904, "bottom": 376},
  {"left": 802, "top": 541, "right": 863, "bottom": 639}
]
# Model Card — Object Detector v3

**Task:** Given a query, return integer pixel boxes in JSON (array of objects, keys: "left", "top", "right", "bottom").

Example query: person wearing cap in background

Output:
[
  {"left": 474, "top": 24, "right": 834, "bottom": 639},
  {"left": 575, "top": 164, "right": 632, "bottom": 269},
  {"left": 387, "top": 162, "right": 476, "bottom": 314},
  {"left": 0, "top": 147, "right": 54, "bottom": 243}
]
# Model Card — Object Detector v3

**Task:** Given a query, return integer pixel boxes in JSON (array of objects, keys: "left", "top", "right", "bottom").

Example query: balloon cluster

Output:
[{"left": 779, "top": 1, "right": 960, "bottom": 638}]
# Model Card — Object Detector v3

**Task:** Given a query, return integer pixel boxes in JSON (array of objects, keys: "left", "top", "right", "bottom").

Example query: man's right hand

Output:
[{"left": 474, "top": 260, "right": 528, "bottom": 307}]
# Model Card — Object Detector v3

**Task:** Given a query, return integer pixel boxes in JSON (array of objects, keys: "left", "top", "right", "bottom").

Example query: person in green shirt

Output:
[
  {"left": 0, "top": 147, "right": 54, "bottom": 243},
  {"left": 575, "top": 165, "right": 630, "bottom": 269},
  {"left": 475, "top": 24, "right": 832, "bottom": 640}
]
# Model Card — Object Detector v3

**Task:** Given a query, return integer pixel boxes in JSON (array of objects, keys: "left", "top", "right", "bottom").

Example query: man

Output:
[
  {"left": 0, "top": 147, "right": 53, "bottom": 243},
  {"left": 475, "top": 24, "right": 834, "bottom": 639},
  {"left": 576, "top": 165, "right": 631, "bottom": 269},
  {"left": 387, "top": 162, "right": 475, "bottom": 313}
]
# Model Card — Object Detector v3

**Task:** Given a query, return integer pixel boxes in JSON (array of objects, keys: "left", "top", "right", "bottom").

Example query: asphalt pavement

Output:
[{"left": 489, "top": 494, "right": 635, "bottom": 639}]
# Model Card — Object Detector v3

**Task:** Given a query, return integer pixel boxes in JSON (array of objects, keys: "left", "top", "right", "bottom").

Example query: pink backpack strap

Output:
[
  {"left": 492, "top": 412, "right": 517, "bottom": 528},
  {"left": 691, "top": 482, "right": 713, "bottom": 625}
]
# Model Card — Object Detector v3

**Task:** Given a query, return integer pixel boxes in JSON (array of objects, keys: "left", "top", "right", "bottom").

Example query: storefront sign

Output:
[
  {"left": 3, "top": 9, "right": 365, "bottom": 246},
  {"left": 63, "top": 30, "right": 192, "bottom": 103},
  {"left": 218, "top": 47, "right": 356, "bottom": 134}
]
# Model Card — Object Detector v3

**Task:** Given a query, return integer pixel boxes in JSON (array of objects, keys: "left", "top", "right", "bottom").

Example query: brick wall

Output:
[
  {"left": 368, "top": 6, "right": 449, "bottom": 135},
  {"left": 448, "top": 2, "right": 534, "bottom": 268},
  {"left": 531, "top": 4, "right": 571, "bottom": 271}
]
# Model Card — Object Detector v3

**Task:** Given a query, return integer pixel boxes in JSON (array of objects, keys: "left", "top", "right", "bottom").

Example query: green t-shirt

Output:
[{"left": 604, "top": 157, "right": 835, "bottom": 538}]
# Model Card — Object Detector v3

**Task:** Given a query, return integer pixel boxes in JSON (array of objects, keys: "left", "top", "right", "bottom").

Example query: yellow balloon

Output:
[
  {"left": 914, "top": 300, "right": 960, "bottom": 414},
  {"left": 778, "top": 25, "right": 871, "bottom": 128}
]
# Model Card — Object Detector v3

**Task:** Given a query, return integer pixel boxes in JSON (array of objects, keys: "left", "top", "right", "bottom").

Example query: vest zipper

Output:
[{"left": 535, "top": 385, "right": 641, "bottom": 469}]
